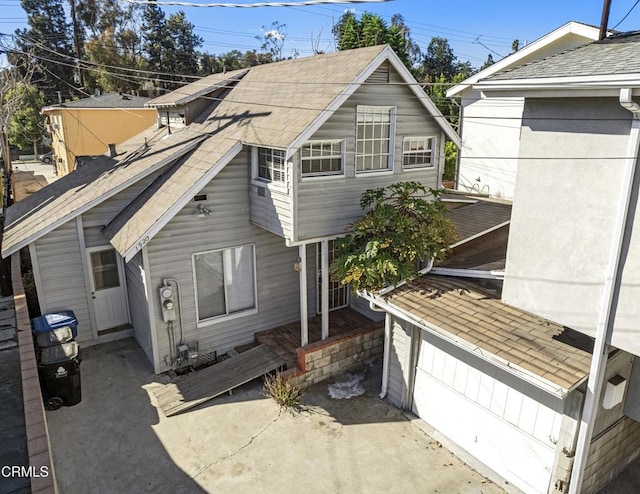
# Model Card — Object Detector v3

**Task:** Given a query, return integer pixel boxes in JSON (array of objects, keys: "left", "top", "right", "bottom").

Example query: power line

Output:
[
  {"left": 612, "top": 0, "right": 640, "bottom": 29},
  {"left": 123, "top": 0, "right": 392, "bottom": 6}
]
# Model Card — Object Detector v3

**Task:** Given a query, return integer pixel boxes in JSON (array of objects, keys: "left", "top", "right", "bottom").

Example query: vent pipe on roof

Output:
[
  {"left": 599, "top": 0, "right": 612, "bottom": 40},
  {"left": 108, "top": 143, "right": 117, "bottom": 158}
]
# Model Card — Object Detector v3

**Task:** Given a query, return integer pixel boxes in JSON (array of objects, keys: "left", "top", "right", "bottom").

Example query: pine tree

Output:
[
  {"left": 15, "top": 0, "right": 75, "bottom": 103},
  {"left": 142, "top": 1, "right": 169, "bottom": 74}
]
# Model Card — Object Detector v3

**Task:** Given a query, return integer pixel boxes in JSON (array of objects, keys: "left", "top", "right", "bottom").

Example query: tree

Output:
[
  {"left": 256, "top": 21, "right": 297, "bottom": 61},
  {"left": 15, "top": 0, "right": 75, "bottom": 103},
  {"left": 6, "top": 83, "right": 45, "bottom": 155},
  {"left": 332, "top": 11, "right": 414, "bottom": 68},
  {"left": 142, "top": 1, "right": 169, "bottom": 74},
  {"left": 330, "top": 182, "right": 457, "bottom": 293},
  {"left": 421, "top": 37, "right": 459, "bottom": 82},
  {"left": 165, "top": 11, "right": 204, "bottom": 79},
  {"left": 480, "top": 54, "right": 495, "bottom": 71}
]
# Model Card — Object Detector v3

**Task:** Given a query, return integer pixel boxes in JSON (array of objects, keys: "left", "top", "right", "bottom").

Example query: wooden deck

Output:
[
  {"left": 255, "top": 308, "right": 383, "bottom": 370},
  {"left": 153, "top": 344, "right": 285, "bottom": 417}
]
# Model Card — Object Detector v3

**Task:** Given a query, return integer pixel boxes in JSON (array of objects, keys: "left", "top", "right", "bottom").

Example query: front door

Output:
[
  {"left": 317, "top": 240, "right": 349, "bottom": 314},
  {"left": 86, "top": 246, "right": 130, "bottom": 331}
]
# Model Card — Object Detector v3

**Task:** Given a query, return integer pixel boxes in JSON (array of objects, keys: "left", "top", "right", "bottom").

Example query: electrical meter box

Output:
[{"left": 159, "top": 285, "right": 176, "bottom": 322}]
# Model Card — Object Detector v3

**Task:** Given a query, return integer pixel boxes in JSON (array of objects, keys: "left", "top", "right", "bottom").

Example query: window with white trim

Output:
[
  {"left": 356, "top": 106, "right": 394, "bottom": 172},
  {"left": 402, "top": 137, "right": 436, "bottom": 169},
  {"left": 301, "top": 140, "right": 343, "bottom": 176},
  {"left": 193, "top": 245, "right": 256, "bottom": 322},
  {"left": 257, "top": 147, "right": 286, "bottom": 183}
]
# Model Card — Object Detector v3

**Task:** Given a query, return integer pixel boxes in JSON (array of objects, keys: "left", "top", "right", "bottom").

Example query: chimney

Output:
[{"left": 108, "top": 143, "right": 117, "bottom": 158}]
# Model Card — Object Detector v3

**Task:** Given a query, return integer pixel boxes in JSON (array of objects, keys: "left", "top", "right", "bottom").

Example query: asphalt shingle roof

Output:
[
  {"left": 384, "top": 275, "right": 592, "bottom": 394},
  {"left": 487, "top": 32, "right": 640, "bottom": 81},
  {"left": 44, "top": 92, "right": 151, "bottom": 109}
]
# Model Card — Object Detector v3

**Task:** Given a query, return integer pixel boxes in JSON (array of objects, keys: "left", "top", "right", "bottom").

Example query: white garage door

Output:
[{"left": 412, "top": 331, "right": 563, "bottom": 494}]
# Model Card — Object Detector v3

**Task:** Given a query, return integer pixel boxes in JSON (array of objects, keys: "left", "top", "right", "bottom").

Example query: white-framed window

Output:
[
  {"left": 356, "top": 106, "right": 395, "bottom": 173},
  {"left": 192, "top": 244, "right": 257, "bottom": 323},
  {"left": 402, "top": 136, "right": 436, "bottom": 169},
  {"left": 255, "top": 147, "right": 286, "bottom": 184},
  {"left": 301, "top": 140, "right": 344, "bottom": 176}
]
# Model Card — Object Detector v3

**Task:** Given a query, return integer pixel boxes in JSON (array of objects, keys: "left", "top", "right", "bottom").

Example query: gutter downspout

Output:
[
  {"left": 368, "top": 260, "right": 435, "bottom": 399},
  {"left": 569, "top": 87, "right": 640, "bottom": 493}
]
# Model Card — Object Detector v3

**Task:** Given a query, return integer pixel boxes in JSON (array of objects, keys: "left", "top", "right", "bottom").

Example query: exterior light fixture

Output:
[
  {"left": 197, "top": 204, "right": 211, "bottom": 218},
  {"left": 294, "top": 257, "right": 302, "bottom": 272}
]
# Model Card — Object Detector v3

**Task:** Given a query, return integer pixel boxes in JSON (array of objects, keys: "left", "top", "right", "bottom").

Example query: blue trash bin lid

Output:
[{"left": 32, "top": 311, "right": 78, "bottom": 333}]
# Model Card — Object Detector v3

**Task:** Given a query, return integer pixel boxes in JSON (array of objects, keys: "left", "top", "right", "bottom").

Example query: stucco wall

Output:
[{"left": 502, "top": 97, "right": 640, "bottom": 354}]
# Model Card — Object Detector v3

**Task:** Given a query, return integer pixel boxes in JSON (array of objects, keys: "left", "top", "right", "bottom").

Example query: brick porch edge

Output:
[{"left": 12, "top": 252, "right": 58, "bottom": 493}]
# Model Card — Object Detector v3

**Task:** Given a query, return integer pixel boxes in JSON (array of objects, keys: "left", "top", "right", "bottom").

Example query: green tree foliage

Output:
[
  {"left": 421, "top": 36, "right": 469, "bottom": 82},
  {"left": 332, "top": 11, "right": 413, "bottom": 68},
  {"left": 480, "top": 54, "right": 495, "bottom": 71},
  {"left": 15, "top": 0, "right": 75, "bottom": 103},
  {"left": 142, "top": 7, "right": 203, "bottom": 88},
  {"left": 330, "top": 182, "right": 457, "bottom": 293},
  {"left": 6, "top": 83, "right": 45, "bottom": 154}
]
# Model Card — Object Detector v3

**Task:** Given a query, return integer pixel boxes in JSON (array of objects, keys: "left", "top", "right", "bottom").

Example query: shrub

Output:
[{"left": 263, "top": 371, "right": 302, "bottom": 410}]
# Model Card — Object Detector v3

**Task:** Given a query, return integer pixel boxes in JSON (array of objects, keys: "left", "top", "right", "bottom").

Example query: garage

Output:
[
  {"left": 412, "top": 330, "right": 563, "bottom": 493},
  {"left": 371, "top": 275, "right": 592, "bottom": 494}
]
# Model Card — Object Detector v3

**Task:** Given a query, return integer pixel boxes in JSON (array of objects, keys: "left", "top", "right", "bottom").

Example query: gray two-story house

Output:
[{"left": 2, "top": 45, "right": 458, "bottom": 375}]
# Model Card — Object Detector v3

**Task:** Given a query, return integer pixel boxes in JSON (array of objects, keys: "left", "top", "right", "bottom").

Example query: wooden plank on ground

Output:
[{"left": 154, "top": 344, "right": 285, "bottom": 417}]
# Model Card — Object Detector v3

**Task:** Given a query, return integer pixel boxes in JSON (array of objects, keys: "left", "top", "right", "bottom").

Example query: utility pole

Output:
[
  {"left": 599, "top": 0, "right": 612, "bottom": 40},
  {"left": 69, "top": 0, "right": 83, "bottom": 87}
]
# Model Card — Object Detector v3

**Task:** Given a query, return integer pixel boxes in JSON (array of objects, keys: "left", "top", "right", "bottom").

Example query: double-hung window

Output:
[
  {"left": 301, "top": 140, "right": 343, "bottom": 176},
  {"left": 256, "top": 147, "right": 286, "bottom": 184},
  {"left": 193, "top": 245, "right": 256, "bottom": 323},
  {"left": 402, "top": 137, "right": 436, "bottom": 169},
  {"left": 356, "top": 106, "right": 394, "bottom": 172}
]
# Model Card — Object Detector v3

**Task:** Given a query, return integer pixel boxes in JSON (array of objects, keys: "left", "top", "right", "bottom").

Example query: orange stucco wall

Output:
[{"left": 44, "top": 107, "right": 157, "bottom": 175}]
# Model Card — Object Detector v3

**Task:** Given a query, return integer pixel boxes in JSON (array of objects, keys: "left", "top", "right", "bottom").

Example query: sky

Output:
[{"left": 1, "top": 0, "right": 639, "bottom": 68}]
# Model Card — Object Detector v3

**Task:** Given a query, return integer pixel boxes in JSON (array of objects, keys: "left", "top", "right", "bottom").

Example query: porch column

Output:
[
  {"left": 298, "top": 244, "right": 308, "bottom": 347},
  {"left": 321, "top": 239, "right": 329, "bottom": 340}
]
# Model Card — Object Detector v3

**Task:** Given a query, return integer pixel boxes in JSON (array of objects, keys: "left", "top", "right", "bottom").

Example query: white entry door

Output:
[{"left": 87, "top": 246, "right": 130, "bottom": 331}]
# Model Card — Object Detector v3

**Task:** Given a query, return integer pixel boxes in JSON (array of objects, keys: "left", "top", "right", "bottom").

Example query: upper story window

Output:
[
  {"left": 356, "top": 106, "right": 395, "bottom": 173},
  {"left": 402, "top": 137, "right": 436, "bottom": 169},
  {"left": 301, "top": 140, "right": 343, "bottom": 177},
  {"left": 257, "top": 147, "right": 286, "bottom": 184},
  {"left": 193, "top": 244, "right": 257, "bottom": 324}
]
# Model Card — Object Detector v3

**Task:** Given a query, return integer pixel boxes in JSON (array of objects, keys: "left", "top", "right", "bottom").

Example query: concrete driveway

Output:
[{"left": 46, "top": 338, "right": 506, "bottom": 494}]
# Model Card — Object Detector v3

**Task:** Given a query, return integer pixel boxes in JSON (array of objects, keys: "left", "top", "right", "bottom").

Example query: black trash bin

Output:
[{"left": 38, "top": 341, "right": 82, "bottom": 410}]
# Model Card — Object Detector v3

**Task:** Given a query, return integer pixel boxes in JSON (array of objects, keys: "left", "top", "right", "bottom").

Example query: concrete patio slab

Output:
[{"left": 46, "top": 338, "right": 506, "bottom": 494}]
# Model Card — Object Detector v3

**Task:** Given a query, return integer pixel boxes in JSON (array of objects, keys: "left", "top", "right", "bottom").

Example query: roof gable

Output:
[
  {"left": 447, "top": 21, "right": 601, "bottom": 97},
  {"left": 480, "top": 32, "right": 640, "bottom": 85}
]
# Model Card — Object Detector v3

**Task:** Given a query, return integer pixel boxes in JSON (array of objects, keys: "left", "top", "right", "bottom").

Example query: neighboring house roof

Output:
[
  {"left": 3, "top": 45, "right": 459, "bottom": 260},
  {"left": 376, "top": 275, "right": 592, "bottom": 396},
  {"left": 479, "top": 31, "right": 640, "bottom": 86},
  {"left": 42, "top": 92, "right": 151, "bottom": 110},
  {"left": 447, "top": 21, "right": 602, "bottom": 98},
  {"left": 446, "top": 199, "right": 511, "bottom": 248}
]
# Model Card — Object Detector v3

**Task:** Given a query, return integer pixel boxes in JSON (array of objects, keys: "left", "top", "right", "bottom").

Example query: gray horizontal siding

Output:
[
  {"left": 295, "top": 64, "right": 441, "bottom": 240},
  {"left": 147, "top": 153, "right": 301, "bottom": 372},
  {"left": 126, "top": 252, "right": 153, "bottom": 364},
  {"left": 250, "top": 183, "right": 293, "bottom": 238},
  {"left": 81, "top": 168, "right": 165, "bottom": 225},
  {"left": 387, "top": 317, "right": 410, "bottom": 408},
  {"left": 82, "top": 225, "right": 109, "bottom": 248},
  {"left": 33, "top": 220, "right": 93, "bottom": 343}
]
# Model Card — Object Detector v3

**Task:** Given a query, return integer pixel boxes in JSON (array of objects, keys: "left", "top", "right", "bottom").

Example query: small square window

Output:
[
  {"left": 301, "top": 140, "right": 343, "bottom": 176},
  {"left": 402, "top": 137, "right": 435, "bottom": 169},
  {"left": 256, "top": 147, "right": 286, "bottom": 183}
]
